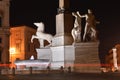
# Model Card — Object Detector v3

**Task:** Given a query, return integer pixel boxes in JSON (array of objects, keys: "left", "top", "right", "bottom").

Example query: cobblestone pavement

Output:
[{"left": 0, "top": 72, "right": 120, "bottom": 80}]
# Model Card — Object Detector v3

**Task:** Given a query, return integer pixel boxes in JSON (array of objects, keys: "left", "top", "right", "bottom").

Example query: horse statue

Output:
[{"left": 31, "top": 22, "right": 53, "bottom": 48}]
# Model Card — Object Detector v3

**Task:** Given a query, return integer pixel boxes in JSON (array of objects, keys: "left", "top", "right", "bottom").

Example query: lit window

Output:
[{"left": 16, "top": 43, "right": 21, "bottom": 52}]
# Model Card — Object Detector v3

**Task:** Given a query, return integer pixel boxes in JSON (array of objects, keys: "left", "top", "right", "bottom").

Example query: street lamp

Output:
[
  {"left": 10, "top": 48, "right": 16, "bottom": 68},
  {"left": 112, "top": 48, "right": 118, "bottom": 71}
]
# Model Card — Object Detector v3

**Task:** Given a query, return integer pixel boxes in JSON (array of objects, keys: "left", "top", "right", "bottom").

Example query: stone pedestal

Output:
[
  {"left": 74, "top": 42, "right": 101, "bottom": 73},
  {"left": 15, "top": 59, "right": 50, "bottom": 70},
  {"left": 50, "top": 46, "right": 75, "bottom": 70},
  {"left": 52, "top": 13, "right": 73, "bottom": 46},
  {"left": 36, "top": 48, "right": 52, "bottom": 60}
]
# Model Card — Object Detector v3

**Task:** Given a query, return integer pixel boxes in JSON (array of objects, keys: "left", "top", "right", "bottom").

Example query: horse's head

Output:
[{"left": 34, "top": 22, "right": 44, "bottom": 32}]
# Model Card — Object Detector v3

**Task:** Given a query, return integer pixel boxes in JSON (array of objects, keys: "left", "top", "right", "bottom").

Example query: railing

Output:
[{"left": 1, "top": 66, "right": 72, "bottom": 75}]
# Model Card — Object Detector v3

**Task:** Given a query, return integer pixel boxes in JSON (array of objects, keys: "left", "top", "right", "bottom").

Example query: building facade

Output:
[
  {"left": 10, "top": 26, "right": 39, "bottom": 66},
  {"left": 0, "top": 0, "right": 10, "bottom": 64}
]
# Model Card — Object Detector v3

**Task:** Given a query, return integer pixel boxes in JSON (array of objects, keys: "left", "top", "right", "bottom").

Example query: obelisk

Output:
[
  {"left": 52, "top": 0, "right": 73, "bottom": 46},
  {"left": 51, "top": 0, "right": 75, "bottom": 70}
]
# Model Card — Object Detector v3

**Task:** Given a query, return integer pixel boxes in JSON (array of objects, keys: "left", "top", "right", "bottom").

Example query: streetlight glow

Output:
[
  {"left": 9, "top": 48, "right": 16, "bottom": 68},
  {"left": 10, "top": 48, "right": 16, "bottom": 54}
]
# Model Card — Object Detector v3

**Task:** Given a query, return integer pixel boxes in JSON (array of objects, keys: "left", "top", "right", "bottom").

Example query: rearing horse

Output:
[{"left": 31, "top": 22, "right": 53, "bottom": 47}]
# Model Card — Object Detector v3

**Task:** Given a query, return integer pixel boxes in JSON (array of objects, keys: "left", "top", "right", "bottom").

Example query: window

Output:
[
  {"left": 0, "top": 46, "right": 2, "bottom": 62},
  {"left": 0, "top": 17, "right": 2, "bottom": 27},
  {"left": 16, "top": 43, "right": 21, "bottom": 52},
  {"left": 0, "top": 38, "right": 1, "bottom": 43},
  {"left": 0, "top": 50, "right": 1, "bottom": 62}
]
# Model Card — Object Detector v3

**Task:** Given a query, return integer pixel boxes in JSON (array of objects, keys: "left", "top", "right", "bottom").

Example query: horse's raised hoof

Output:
[{"left": 31, "top": 37, "right": 33, "bottom": 43}]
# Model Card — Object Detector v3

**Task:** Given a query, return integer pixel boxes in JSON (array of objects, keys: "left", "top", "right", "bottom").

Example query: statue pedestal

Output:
[
  {"left": 30, "top": 42, "right": 101, "bottom": 73},
  {"left": 15, "top": 59, "right": 50, "bottom": 70},
  {"left": 35, "top": 46, "right": 74, "bottom": 70},
  {"left": 36, "top": 48, "right": 52, "bottom": 60},
  {"left": 31, "top": 41, "right": 101, "bottom": 73},
  {"left": 74, "top": 42, "right": 101, "bottom": 73},
  {"left": 50, "top": 46, "right": 75, "bottom": 70},
  {"left": 52, "top": 13, "right": 73, "bottom": 46}
]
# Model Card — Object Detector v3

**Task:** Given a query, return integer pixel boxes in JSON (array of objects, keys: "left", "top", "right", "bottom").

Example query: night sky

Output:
[{"left": 10, "top": 0, "right": 120, "bottom": 53}]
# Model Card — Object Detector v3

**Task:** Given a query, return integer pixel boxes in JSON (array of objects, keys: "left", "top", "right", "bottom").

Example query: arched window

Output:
[
  {"left": 0, "top": 46, "right": 2, "bottom": 62},
  {"left": 0, "top": 17, "right": 1, "bottom": 27}
]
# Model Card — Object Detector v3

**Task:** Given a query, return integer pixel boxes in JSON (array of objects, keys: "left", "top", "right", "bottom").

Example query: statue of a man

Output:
[
  {"left": 71, "top": 11, "right": 82, "bottom": 43},
  {"left": 81, "top": 9, "right": 99, "bottom": 41}
]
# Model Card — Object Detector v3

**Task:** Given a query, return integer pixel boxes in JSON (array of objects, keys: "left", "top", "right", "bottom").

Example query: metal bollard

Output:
[
  {"left": 29, "top": 67, "right": 32, "bottom": 75},
  {"left": 68, "top": 66, "right": 71, "bottom": 73},
  {"left": 46, "top": 66, "right": 50, "bottom": 73},
  {"left": 12, "top": 67, "right": 15, "bottom": 76},
  {"left": 60, "top": 66, "right": 64, "bottom": 73}
]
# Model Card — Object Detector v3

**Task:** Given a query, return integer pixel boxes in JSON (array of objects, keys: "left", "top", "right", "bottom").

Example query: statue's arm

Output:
[
  {"left": 76, "top": 11, "right": 86, "bottom": 18},
  {"left": 72, "top": 12, "right": 76, "bottom": 17},
  {"left": 76, "top": 11, "right": 81, "bottom": 17}
]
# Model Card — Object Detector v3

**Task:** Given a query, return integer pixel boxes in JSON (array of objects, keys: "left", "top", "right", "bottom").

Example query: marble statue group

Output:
[
  {"left": 71, "top": 9, "right": 100, "bottom": 43},
  {"left": 31, "top": 9, "right": 100, "bottom": 47},
  {"left": 14, "top": 0, "right": 120, "bottom": 73}
]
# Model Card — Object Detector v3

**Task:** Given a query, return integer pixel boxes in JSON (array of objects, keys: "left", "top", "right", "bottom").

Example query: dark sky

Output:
[{"left": 10, "top": 0, "right": 120, "bottom": 52}]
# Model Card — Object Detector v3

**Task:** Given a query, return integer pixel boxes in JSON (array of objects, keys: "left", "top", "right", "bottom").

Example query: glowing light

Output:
[
  {"left": 10, "top": 48, "right": 16, "bottom": 54},
  {"left": 9, "top": 48, "right": 16, "bottom": 68}
]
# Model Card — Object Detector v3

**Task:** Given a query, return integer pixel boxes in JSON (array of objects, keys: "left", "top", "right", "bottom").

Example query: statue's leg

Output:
[
  {"left": 48, "top": 35, "right": 53, "bottom": 44},
  {"left": 77, "top": 31, "right": 81, "bottom": 42},
  {"left": 38, "top": 39, "right": 44, "bottom": 48},
  {"left": 31, "top": 35, "right": 35, "bottom": 43},
  {"left": 83, "top": 24, "right": 88, "bottom": 41},
  {"left": 77, "top": 27, "right": 81, "bottom": 42},
  {"left": 91, "top": 28, "right": 96, "bottom": 41},
  {"left": 31, "top": 35, "right": 40, "bottom": 43},
  {"left": 71, "top": 29, "right": 76, "bottom": 43}
]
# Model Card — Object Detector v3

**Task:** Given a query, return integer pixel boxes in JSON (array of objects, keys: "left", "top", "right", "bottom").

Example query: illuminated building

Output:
[{"left": 10, "top": 26, "right": 39, "bottom": 67}]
